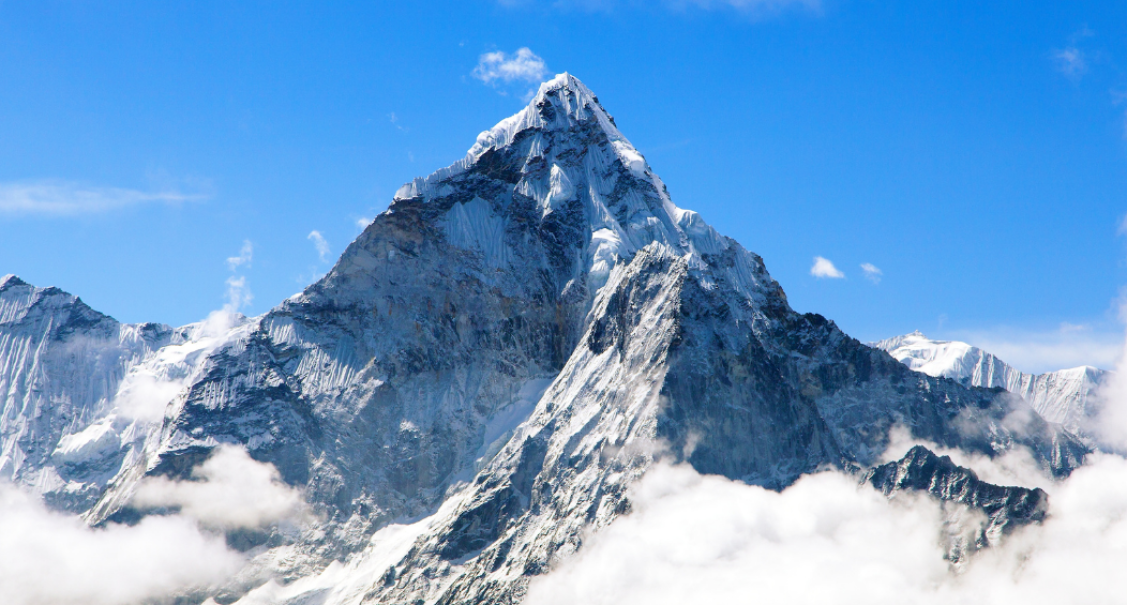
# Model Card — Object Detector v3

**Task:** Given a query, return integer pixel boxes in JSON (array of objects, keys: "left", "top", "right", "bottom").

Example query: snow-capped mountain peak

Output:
[
  {"left": 395, "top": 73, "right": 641, "bottom": 203},
  {"left": 380, "top": 73, "right": 730, "bottom": 296},
  {"left": 871, "top": 331, "right": 1108, "bottom": 434}
]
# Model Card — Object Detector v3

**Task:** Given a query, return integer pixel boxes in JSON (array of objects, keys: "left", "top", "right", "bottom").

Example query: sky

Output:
[{"left": 1, "top": 0, "right": 1125, "bottom": 373}]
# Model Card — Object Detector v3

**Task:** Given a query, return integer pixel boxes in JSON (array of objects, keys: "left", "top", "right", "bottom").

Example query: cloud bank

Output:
[
  {"left": 0, "top": 444, "right": 307, "bottom": 605},
  {"left": 526, "top": 448, "right": 1127, "bottom": 605},
  {"left": 0, "top": 180, "right": 205, "bottom": 216},
  {"left": 0, "top": 485, "right": 242, "bottom": 605}
]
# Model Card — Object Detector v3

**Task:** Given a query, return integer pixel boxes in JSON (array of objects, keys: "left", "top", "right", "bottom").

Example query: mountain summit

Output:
[{"left": 0, "top": 75, "right": 1087, "bottom": 604}]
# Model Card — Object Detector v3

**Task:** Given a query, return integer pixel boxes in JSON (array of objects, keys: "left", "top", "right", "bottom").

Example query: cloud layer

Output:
[
  {"left": 0, "top": 487, "right": 240, "bottom": 605},
  {"left": 527, "top": 446, "right": 1127, "bottom": 605}
]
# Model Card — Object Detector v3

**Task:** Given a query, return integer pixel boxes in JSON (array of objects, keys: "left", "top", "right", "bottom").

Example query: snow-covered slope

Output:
[
  {"left": 0, "top": 274, "right": 252, "bottom": 514},
  {"left": 0, "top": 75, "right": 1089, "bottom": 604},
  {"left": 0, "top": 275, "right": 173, "bottom": 511},
  {"left": 872, "top": 331, "right": 1107, "bottom": 434}
]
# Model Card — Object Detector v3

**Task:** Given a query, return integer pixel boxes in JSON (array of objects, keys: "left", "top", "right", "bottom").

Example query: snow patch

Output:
[{"left": 52, "top": 420, "right": 120, "bottom": 465}]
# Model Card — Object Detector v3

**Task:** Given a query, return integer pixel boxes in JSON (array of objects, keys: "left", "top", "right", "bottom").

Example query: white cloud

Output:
[
  {"left": 132, "top": 445, "right": 306, "bottom": 530},
  {"left": 356, "top": 217, "right": 372, "bottom": 229},
  {"left": 0, "top": 180, "right": 205, "bottom": 216},
  {"left": 308, "top": 230, "right": 331, "bottom": 264},
  {"left": 526, "top": 440, "right": 1127, "bottom": 605},
  {"left": 226, "top": 240, "right": 253, "bottom": 271},
  {"left": 114, "top": 371, "right": 187, "bottom": 423},
  {"left": 861, "top": 262, "right": 883, "bottom": 284},
  {"left": 1053, "top": 47, "right": 1087, "bottom": 78},
  {"left": 810, "top": 256, "right": 845, "bottom": 279},
  {"left": 224, "top": 275, "right": 252, "bottom": 314},
  {"left": 0, "top": 483, "right": 241, "bottom": 605},
  {"left": 946, "top": 326, "right": 1121, "bottom": 374},
  {"left": 473, "top": 48, "right": 548, "bottom": 85}
]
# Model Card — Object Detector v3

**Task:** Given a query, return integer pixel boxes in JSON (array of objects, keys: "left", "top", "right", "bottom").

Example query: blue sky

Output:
[{"left": 2, "top": 1, "right": 1125, "bottom": 373}]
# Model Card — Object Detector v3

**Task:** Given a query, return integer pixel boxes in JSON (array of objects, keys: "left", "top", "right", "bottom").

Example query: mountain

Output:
[
  {"left": 865, "top": 445, "right": 1048, "bottom": 564},
  {"left": 0, "top": 274, "right": 173, "bottom": 511},
  {"left": 0, "top": 75, "right": 1087, "bottom": 604},
  {"left": 872, "top": 331, "right": 1107, "bottom": 436}
]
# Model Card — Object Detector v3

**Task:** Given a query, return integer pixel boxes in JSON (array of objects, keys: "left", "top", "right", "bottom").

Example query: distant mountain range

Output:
[{"left": 872, "top": 330, "right": 1108, "bottom": 437}]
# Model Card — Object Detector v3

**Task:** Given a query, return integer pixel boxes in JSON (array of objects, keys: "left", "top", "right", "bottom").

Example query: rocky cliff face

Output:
[{"left": 0, "top": 75, "right": 1087, "bottom": 604}]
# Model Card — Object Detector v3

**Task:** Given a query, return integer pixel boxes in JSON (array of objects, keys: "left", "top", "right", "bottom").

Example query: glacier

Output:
[{"left": 0, "top": 75, "right": 1092, "bottom": 604}]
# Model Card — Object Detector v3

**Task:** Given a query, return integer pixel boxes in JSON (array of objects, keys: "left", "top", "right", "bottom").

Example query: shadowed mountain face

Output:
[
  {"left": 0, "top": 76, "right": 1088, "bottom": 603},
  {"left": 867, "top": 445, "right": 1049, "bottom": 563}
]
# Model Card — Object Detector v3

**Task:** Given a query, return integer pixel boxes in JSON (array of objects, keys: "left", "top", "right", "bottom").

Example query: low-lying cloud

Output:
[
  {"left": 133, "top": 445, "right": 306, "bottom": 530},
  {"left": 0, "top": 445, "right": 307, "bottom": 605},
  {"left": 526, "top": 447, "right": 1127, "bottom": 605},
  {"left": 0, "top": 484, "right": 240, "bottom": 605}
]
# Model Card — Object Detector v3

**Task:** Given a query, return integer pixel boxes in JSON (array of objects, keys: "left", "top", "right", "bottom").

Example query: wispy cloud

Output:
[
  {"left": 1052, "top": 47, "right": 1087, "bottom": 79},
  {"left": 860, "top": 263, "right": 882, "bottom": 284},
  {"left": 810, "top": 256, "right": 845, "bottom": 279},
  {"left": 473, "top": 47, "right": 549, "bottom": 86},
  {"left": 356, "top": 217, "right": 372, "bottom": 229},
  {"left": 389, "top": 112, "right": 407, "bottom": 132},
  {"left": 226, "top": 240, "right": 253, "bottom": 271},
  {"left": 224, "top": 240, "right": 253, "bottom": 314},
  {"left": 307, "top": 230, "right": 331, "bottom": 264},
  {"left": 0, "top": 180, "right": 206, "bottom": 216}
]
